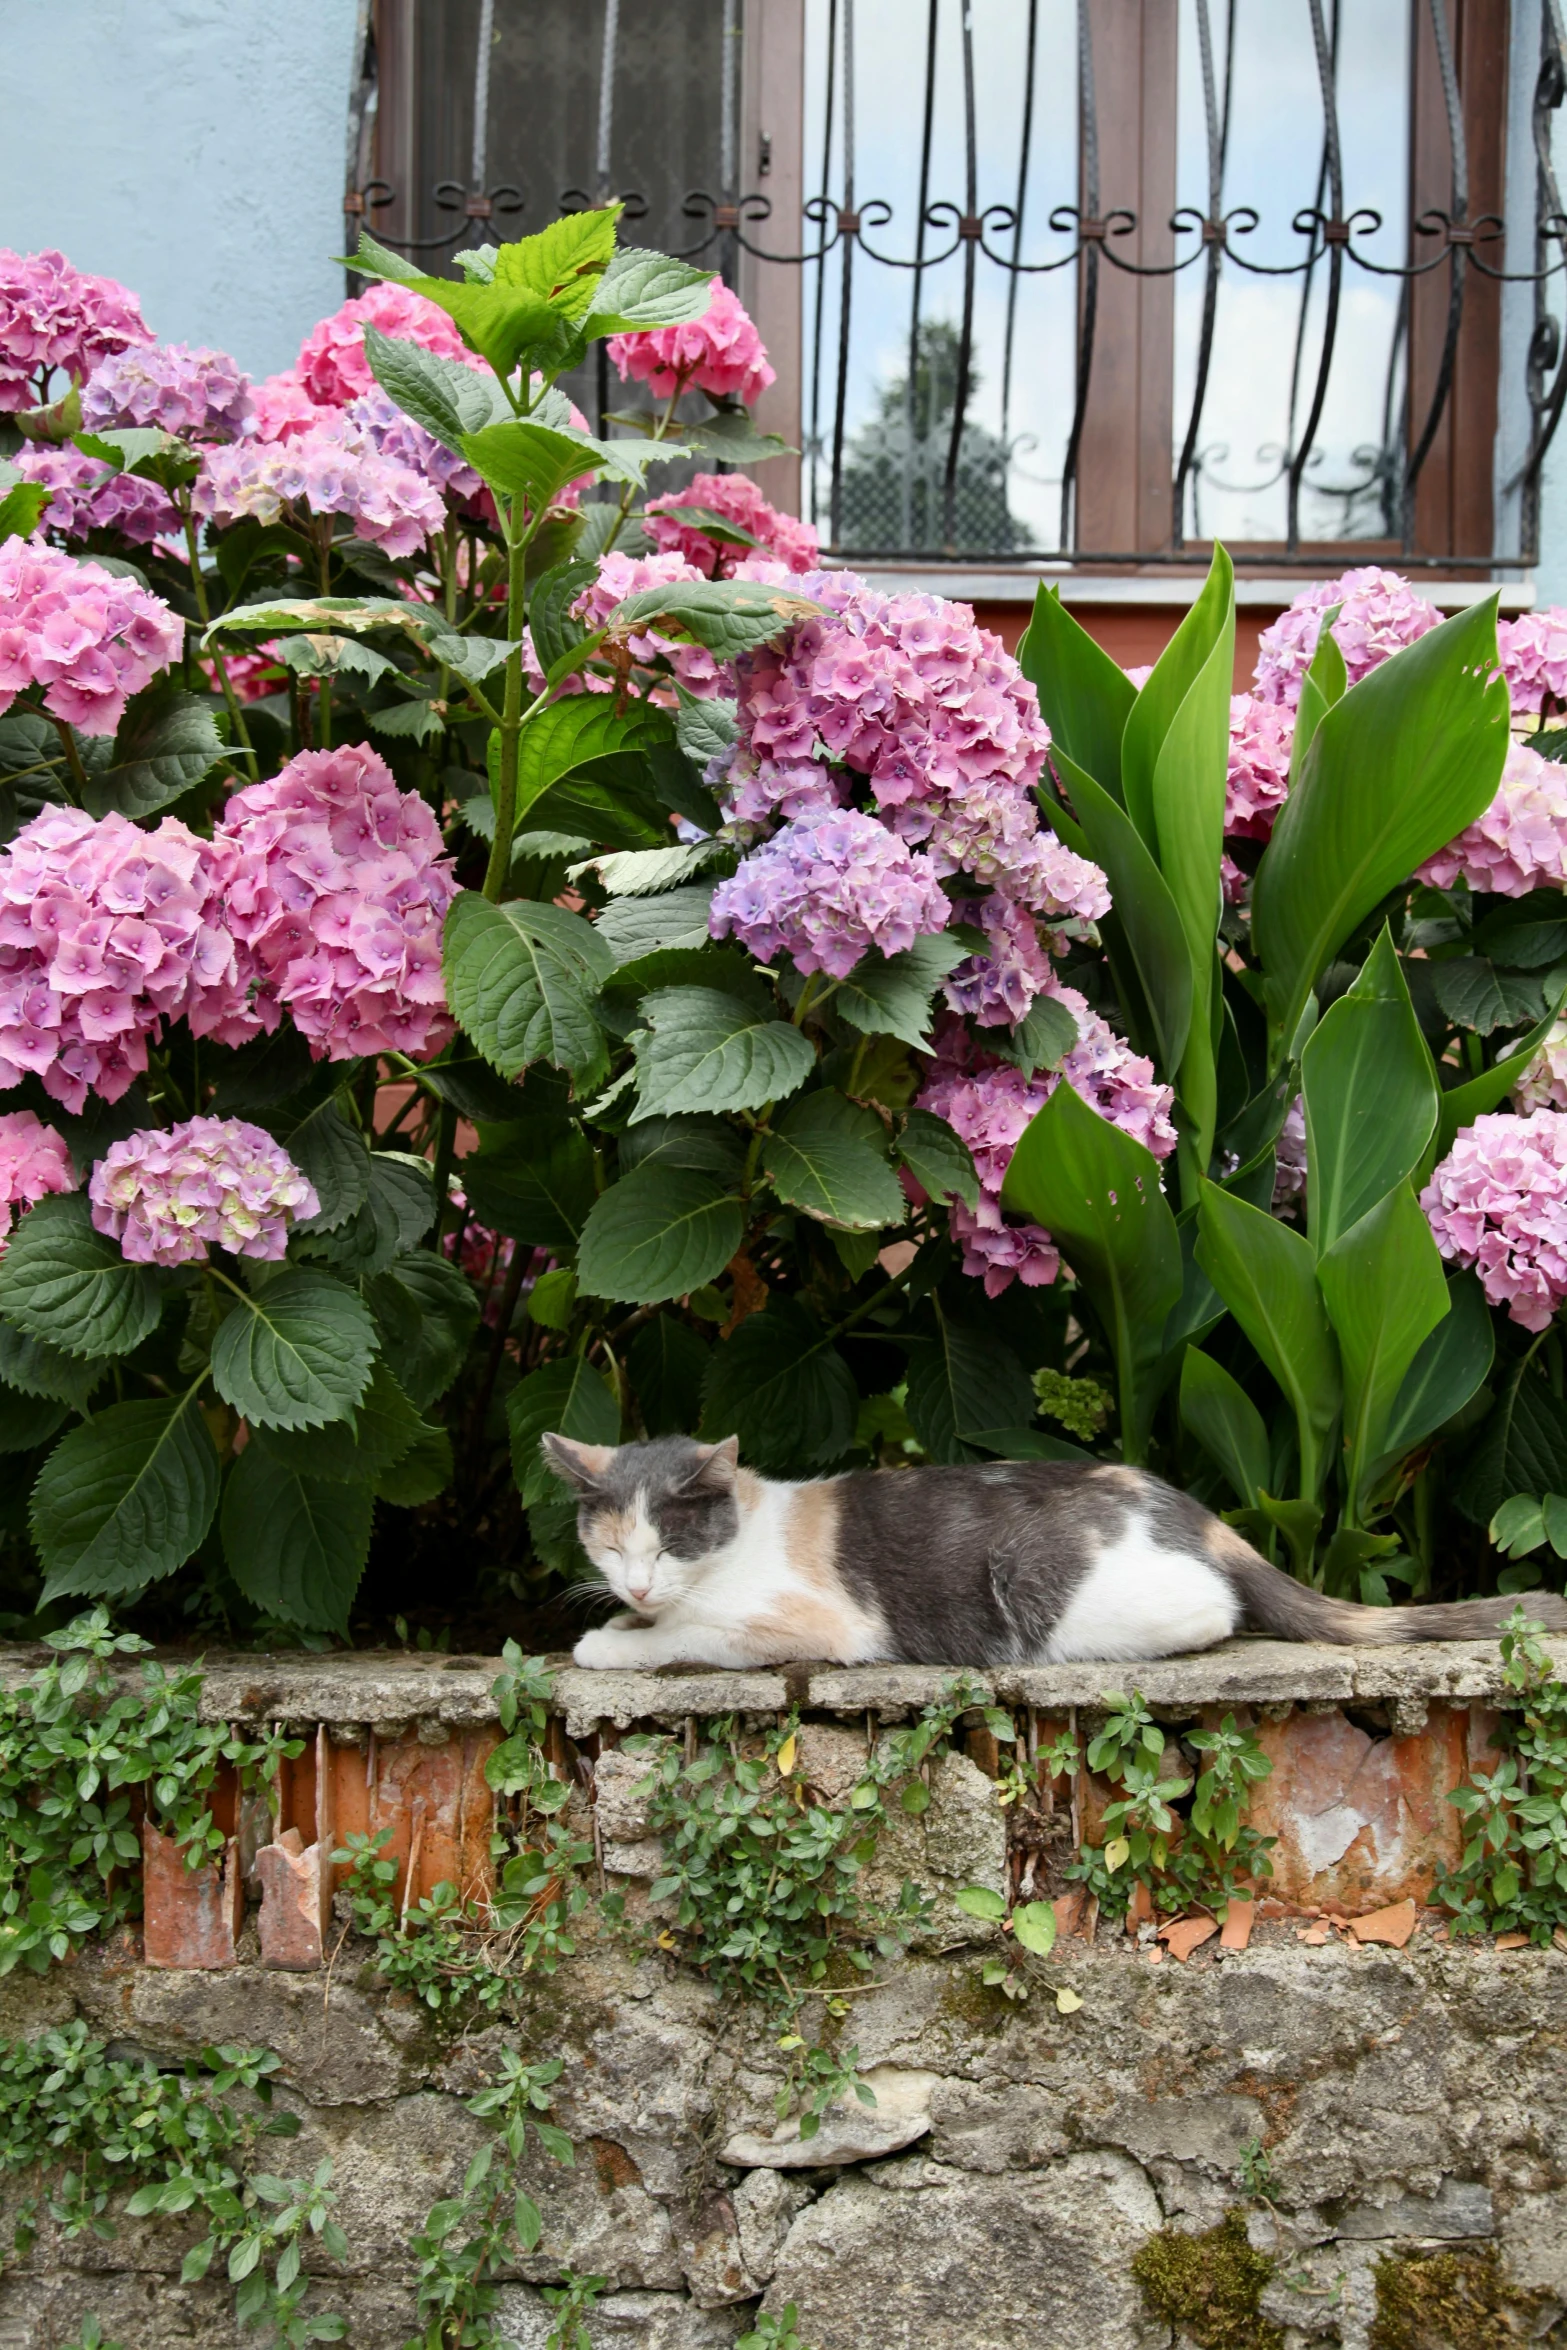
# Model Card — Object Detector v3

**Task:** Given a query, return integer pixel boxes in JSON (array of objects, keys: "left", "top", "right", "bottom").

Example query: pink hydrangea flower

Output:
[
  {"left": 0, "top": 250, "right": 153, "bottom": 411},
  {"left": 81, "top": 342, "right": 253, "bottom": 440},
  {"left": 1417, "top": 742, "right": 1567, "bottom": 897},
  {"left": 710, "top": 804, "right": 950, "bottom": 979},
  {"left": 193, "top": 413, "right": 445, "bottom": 557},
  {"left": 14, "top": 442, "right": 177, "bottom": 546},
  {"left": 1252, "top": 567, "right": 1439, "bottom": 709},
  {"left": 295, "top": 282, "right": 476, "bottom": 408},
  {"left": 200, "top": 743, "right": 457, "bottom": 1061},
  {"left": 0, "top": 1109, "right": 76, "bottom": 1248},
  {"left": 1498, "top": 609, "right": 1567, "bottom": 726},
  {"left": 0, "top": 537, "right": 183, "bottom": 736},
  {"left": 344, "top": 384, "right": 490, "bottom": 510},
  {"left": 0, "top": 807, "right": 239, "bottom": 1110},
  {"left": 1225, "top": 692, "right": 1294, "bottom": 841},
  {"left": 944, "top": 852, "right": 1110, "bottom": 1028},
  {"left": 1513, "top": 1015, "right": 1567, "bottom": 1115},
  {"left": 250, "top": 368, "right": 330, "bottom": 442},
  {"left": 555, "top": 548, "right": 728, "bottom": 699},
  {"left": 89, "top": 1116, "right": 318, "bottom": 1266},
  {"left": 917, "top": 994, "right": 1177, "bottom": 1294},
  {"left": 1421, "top": 1111, "right": 1567, "bottom": 1331},
  {"left": 607, "top": 279, "right": 772, "bottom": 405},
  {"left": 1273, "top": 1096, "right": 1308, "bottom": 1216},
  {"left": 644, "top": 471, "right": 819, "bottom": 577}
]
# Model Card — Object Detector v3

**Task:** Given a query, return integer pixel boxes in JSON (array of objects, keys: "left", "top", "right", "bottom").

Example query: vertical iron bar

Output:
[
  {"left": 721, "top": 0, "right": 740, "bottom": 287},
  {"left": 828, "top": 0, "right": 857, "bottom": 547},
  {"left": 1521, "top": 0, "right": 1567, "bottom": 561},
  {"left": 808, "top": 0, "right": 840, "bottom": 533},
  {"left": 1172, "top": 0, "right": 1225, "bottom": 549},
  {"left": 1401, "top": 0, "right": 1470, "bottom": 551},
  {"left": 941, "top": 0, "right": 979, "bottom": 548},
  {"left": 471, "top": 0, "right": 495, "bottom": 195},
  {"left": 1000, "top": 0, "right": 1040, "bottom": 493},
  {"left": 594, "top": 0, "right": 621, "bottom": 439},
  {"left": 1379, "top": 280, "right": 1410, "bottom": 537},
  {"left": 903, "top": 0, "right": 942, "bottom": 549},
  {"left": 1060, "top": 0, "right": 1100, "bottom": 551},
  {"left": 1286, "top": 0, "right": 1345, "bottom": 554}
]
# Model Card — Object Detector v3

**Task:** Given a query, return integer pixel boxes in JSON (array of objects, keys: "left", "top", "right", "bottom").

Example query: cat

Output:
[{"left": 543, "top": 1432, "right": 1567, "bottom": 1670}]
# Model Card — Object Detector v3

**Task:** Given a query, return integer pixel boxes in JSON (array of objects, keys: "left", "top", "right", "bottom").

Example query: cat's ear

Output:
[
  {"left": 541, "top": 1433, "right": 617, "bottom": 1492},
  {"left": 678, "top": 1435, "right": 740, "bottom": 1495}
]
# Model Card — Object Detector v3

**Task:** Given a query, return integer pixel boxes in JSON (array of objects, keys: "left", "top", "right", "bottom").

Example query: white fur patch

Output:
[{"left": 1043, "top": 1514, "right": 1239, "bottom": 1663}]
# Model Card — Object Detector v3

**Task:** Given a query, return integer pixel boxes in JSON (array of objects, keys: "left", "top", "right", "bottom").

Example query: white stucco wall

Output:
[{"left": 0, "top": 0, "right": 359, "bottom": 385}]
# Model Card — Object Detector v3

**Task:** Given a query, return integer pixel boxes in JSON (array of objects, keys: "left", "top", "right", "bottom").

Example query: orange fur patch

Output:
[
  {"left": 749, "top": 1591, "right": 861, "bottom": 1662},
  {"left": 785, "top": 1481, "right": 840, "bottom": 1587}
]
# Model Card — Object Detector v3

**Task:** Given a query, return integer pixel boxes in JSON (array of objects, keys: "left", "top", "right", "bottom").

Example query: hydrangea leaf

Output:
[
  {"left": 202, "top": 594, "right": 425, "bottom": 651},
  {"left": 577, "top": 1166, "right": 744, "bottom": 1307},
  {"left": 210, "top": 1269, "right": 377, "bottom": 1431},
  {"left": 364, "top": 1252, "right": 481, "bottom": 1410},
  {"left": 250, "top": 1360, "right": 423, "bottom": 1484},
  {"left": 604, "top": 579, "right": 823, "bottom": 662},
  {"left": 509, "top": 696, "right": 675, "bottom": 832},
  {"left": 678, "top": 412, "right": 794, "bottom": 464},
  {"left": 0, "top": 1195, "right": 163, "bottom": 1361},
  {"left": 761, "top": 1092, "right": 907, "bottom": 1231},
  {"left": 508, "top": 1356, "right": 621, "bottom": 1505},
  {"left": 0, "top": 1381, "right": 67, "bottom": 1454},
  {"left": 1430, "top": 958, "right": 1548, "bottom": 1038},
  {"left": 459, "top": 420, "right": 600, "bottom": 510},
  {"left": 596, "top": 883, "right": 718, "bottom": 966},
  {"left": 700, "top": 1297, "right": 859, "bottom": 1471},
  {"left": 285, "top": 1100, "right": 370, "bottom": 1236},
  {"left": 569, "top": 840, "right": 727, "bottom": 898},
  {"left": 897, "top": 1107, "right": 980, "bottom": 1209},
  {"left": 985, "top": 993, "right": 1081, "bottom": 1080},
  {"left": 362, "top": 325, "right": 498, "bottom": 452},
  {"left": 457, "top": 1121, "right": 598, "bottom": 1252},
  {"left": 1456, "top": 1355, "right": 1567, "bottom": 1525},
  {"left": 626, "top": 1314, "right": 710, "bottom": 1436},
  {"left": 220, "top": 1443, "right": 373, "bottom": 1633},
  {"left": 630, "top": 985, "right": 815, "bottom": 1119},
  {"left": 296, "top": 1152, "right": 434, "bottom": 1279},
  {"left": 444, "top": 890, "right": 614, "bottom": 1080},
  {"left": 0, "top": 477, "right": 51, "bottom": 544},
  {"left": 375, "top": 1423, "right": 454, "bottom": 1508},
  {"left": 834, "top": 933, "right": 970, "bottom": 1052},
  {"left": 33, "top": 1392, "right": 220, "bottom": 1603},
  {"left": 78, "top": 686, "right": 223, "bottom": 822},
  {"left": 617, "top": 1114, "right": 748, "bottom": 1181},
  {"left": 904, "top": 1304, "right": 1034, "bottom": 1465},
  {"left": 0, "top": 1321, "right": 103, "bottom": 1410},
  {"left": 582, "top": 247, "right": 717, "bottom": 333}
]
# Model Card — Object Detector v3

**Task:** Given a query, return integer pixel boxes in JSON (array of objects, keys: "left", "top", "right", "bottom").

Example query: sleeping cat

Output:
[{"left": 544, "top": 1433, "right": 1567, "bottom": 1669}]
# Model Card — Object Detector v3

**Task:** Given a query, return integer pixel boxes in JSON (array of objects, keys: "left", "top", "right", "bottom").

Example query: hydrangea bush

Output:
[{"left": 2, "top": 203, "right": 1567, "bottom": 1639}]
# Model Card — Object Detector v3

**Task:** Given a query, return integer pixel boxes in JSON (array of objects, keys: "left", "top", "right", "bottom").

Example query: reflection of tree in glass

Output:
[{"left": 837, "top": 322, "right": 1032, "bottom": 556}]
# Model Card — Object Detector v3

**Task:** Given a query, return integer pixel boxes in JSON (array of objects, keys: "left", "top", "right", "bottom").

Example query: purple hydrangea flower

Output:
[
  {"left": 709, "top": 805, "right": 952, "bottom": 979},
  {"left": 1513, "top": 1016, "right": 1567, "bottom": 1115},
  {"left": 0, "top": 537, "right": 183, "bottom": 735},
  {"left": 0, "top": 1108, "right": 76, "bottom": 1248},
  {"left": 1225, "top": 692, "right": 1294, "bottom": 840},
  {"left": 14, "top": 442, "right": 177, "bottom": 546},
  {"left": 1421, "top": 1111, "right": 1567, "bottom": 1331},
  {"left": 89, "top": 1116, "right": 318, "bottom": 1266},
  {"left": 1499, "top": 609, "right": 1567, "bottom": 726},
  {"left": 81, "top": 342, "right": 253, "bottom": 441},
  {"left": 193, "top": 413, "right": 445, "bottom": 558}
]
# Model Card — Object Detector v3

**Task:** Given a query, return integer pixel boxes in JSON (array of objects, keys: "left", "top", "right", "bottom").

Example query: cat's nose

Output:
[{"left": 626, "top": 1570, "right": 653, "bottom": 1600}]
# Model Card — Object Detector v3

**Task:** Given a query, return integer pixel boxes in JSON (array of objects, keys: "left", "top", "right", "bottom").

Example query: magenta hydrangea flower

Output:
[
  {"left": 1252, "top": 567, "right": 1439, "bottom": 709},
  {"left": 1421, "top": 1111, "right": 1567, "bottom": 1331},
  {"left": 1513, "top": 1016, "right": 1567, "bottom": 1115},
  {"left": 916, "top": 995, "right": 1177, "bottom": 1295},
  {"left": 1498, "top": 609, "right": 1567, "bottom": 726},
  {"left": 0, "top": 1109, "right": 76, "bottom": 1248},
  {"left": 607, "top": 279, "right": 772, "bottom": 405},
  {"left": 0, "top": 807, "right": 238, "bottom": 1111},
  {"left": 200, "top": 743, "right": 458, "bottom": 1061},
  {"left": 0, "top": 538, "right": 183, "bottom": 736},
  {"left": 88, "top": 1116, "right": 318, "bottom": 1267},
  {"left": 14, "top": 442, "right": 177, "bottom": 546},
  {"left": 1225, "top": 692, "right": 1294, "bottom": 841},
  {"left": 0, "top": 250, "right": 153, "bottom": 411},
  {"left": 1417, "top": 742, "right": 1567, "bottom": 897},
  {"left": 81, "top": 342, "right": 253, "bottom": 441},
  {"left": 295, "top": 282, "right": 477, "bottom": 408},
  {"left": 709, "top": 805, "right": 951, "bottom": 980},
  {"left": 193, "top": 413, "right": 445, "bottom": 557},
  {"left": 644, "top": 471, "right": 819, "bottom": 577}
]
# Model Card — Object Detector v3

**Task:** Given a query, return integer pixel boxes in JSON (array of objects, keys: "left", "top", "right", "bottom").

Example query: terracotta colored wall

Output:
[{"left": 974, "top": 599, "right": 1281, "bottom": 688}]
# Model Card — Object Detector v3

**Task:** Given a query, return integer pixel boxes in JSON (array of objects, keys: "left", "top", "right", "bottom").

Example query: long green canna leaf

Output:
[
  {"left": 1122, "top": 545, "right": 1235, "bottom": 859},
  {"left": 1365, "top": 1267, "right": 1493, "bottom": 1499},
  {"left": 1300, "top": 926, "right": 1439, "bottom": 1255},
  {"left": 1252, "top": 599, "right": 1510, "bottom": 1062},
  {"left": 1287, "top": 607, "right": 1347, "bottom": 788},
  {"left": 1180, "top": 1347, "right": 1270, "bottom": 1509},
  {"left": 1002, "top": 1081, "right": 1182, "bottom": 1463},
  {"left": 1049, "top": 747, "right": 1193, "bottom": 1079},
  {"left": 1195, "top": 1178, "right": 1341, "bottom": 1502},
  {"left": 1016, "top": 584, "right": 1136, "bottom": 797},
  {"left": 1316, "top": 1180, "right": 1450, "bottom": 1526}
]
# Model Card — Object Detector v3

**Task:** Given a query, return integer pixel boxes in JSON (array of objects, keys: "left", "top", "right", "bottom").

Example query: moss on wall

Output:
[
  {"left": 1131, "top": 2210, "right": 1283, "bottom": 2350},
  {"left": 1370, "top": 2245, "right": 1560, "bottom": 2348}
]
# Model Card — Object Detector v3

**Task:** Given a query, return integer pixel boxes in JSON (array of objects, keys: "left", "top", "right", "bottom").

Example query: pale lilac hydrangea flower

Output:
[
  {"left": 944, "top": 852, "right": 1111, "bottom": 1027},
  {"left": 916, "top": 994, "right": 1177, "bottom": 1295},
  {"left": 1498, "top": 609, "right": 1567, "bottom": 727},
  {"left": 607, "top": 280, "right": 773, "bottom": 405},
  {"left": 0, "top": 1109, "right": 76, "bottom": 1248},
  {"left": 89, "top": 1116, "right": 318, "bottom": 1266},
  {"left": 709, "top": 805, "right": 950, "bottom": 979},
  {"left": 1513, "top": 1015, "right": 1567, "bottom": 1115},
  {"left": 1225, "top": 692, "right": 1294, "bottom": 840},
  {"left": 193, "top": 413, "right": 445, "bottom": 557},
  {"left": 644, "top": 471, "right": 819, "bottom": 577},
  {"left": 344, "top": 385, "right": 489, "bottom": 509},
  {"left": 1252, "top": 567, "right": 1439, "bottom": 710},
  {"left": 0, "top": 807, "right": 239, "bottom": 1110},
  {"left": 1417, "top": 742, "right": 1567, "bottom": 897},
  {"left": 0, "top": 250, "right": 153, "bottom": 410},
  {"left": 81, "top": 342, "right": 253, "bottom": 440},
  {"left": 1273, "top": 1096, "right": 1308, "bottom": 1216},
  {"left": 296, "top": 282, "right": 477, "bottom": 408},
  {"left": 1421, "top": 1111, "right": 1567, "bottom": 1331},
  {"left": 200, "top": 743, "right": 458, "bottom": 1061},
  {"left": 0, "top": 538, "right": 183, "bottom": 735},
  {"left": 14, "top": 443, "right": 177, "bottom": 546}
]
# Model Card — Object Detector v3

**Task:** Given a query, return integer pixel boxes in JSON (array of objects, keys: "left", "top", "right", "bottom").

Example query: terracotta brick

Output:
[
  {"left": 1348, "top": 1900, "right": 1418, "bottom": 1948},
  {"left": 1219, "top": 1899, "right": 1255, "bottom": 1952},
  {"left": 326, "top": 1726, "right": 499, "bottom": 1908},
  {"left": 257, "top": 1727, "right": 336, "bottom": 1968},
  {"left": 141, "top": 1821, "right": 242, "bottom": 1969},
  {"left": 1244, "top": 1703, "right": 1469, "bottom": 1908},
  {"left": 1159, "top": 1915, "right": 1219, "bottom": 1963}
]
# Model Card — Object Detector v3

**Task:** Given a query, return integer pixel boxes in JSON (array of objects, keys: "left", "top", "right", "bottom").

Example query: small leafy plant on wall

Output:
[{"left": 5, "top": 221, "right": 1567, "bottom": 1638}]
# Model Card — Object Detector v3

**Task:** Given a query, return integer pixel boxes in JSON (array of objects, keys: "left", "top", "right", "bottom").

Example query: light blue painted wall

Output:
[{"left": 0, "top": 0, "right": 359, "bottom": 387}]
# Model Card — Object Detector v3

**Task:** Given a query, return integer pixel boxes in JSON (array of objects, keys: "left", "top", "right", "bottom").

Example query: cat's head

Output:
[{"left": 540, "top": 1433, "right": 743, "bottom": 1615}]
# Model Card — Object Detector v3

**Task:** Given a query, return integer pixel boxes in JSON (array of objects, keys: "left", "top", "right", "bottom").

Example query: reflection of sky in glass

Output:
[{"left": 800, "top": 0, "right": 1412, "bottom": 554}]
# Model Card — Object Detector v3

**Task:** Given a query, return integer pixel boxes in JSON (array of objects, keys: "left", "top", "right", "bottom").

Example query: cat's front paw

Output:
[{"left": 573, "top": 1626, "right": 629, "bottom": 1669}]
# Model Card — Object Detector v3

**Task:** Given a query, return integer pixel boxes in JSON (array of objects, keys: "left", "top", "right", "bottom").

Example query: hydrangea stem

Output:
[
  {"left": 483, "top": 525, "right": 531, "bottom": 901},
  {"left": 178, "top": 497, "right": 258, "bottom": 778}
]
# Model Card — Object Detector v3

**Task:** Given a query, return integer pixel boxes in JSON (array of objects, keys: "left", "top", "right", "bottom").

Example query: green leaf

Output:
[
  {"left": 500, "top": 206, "right": 622, "bottom": 312},
  {"left": 631, "top": 985, "right": 815, "bottom": 1120},
  {"left": 898, "top": 1106, "right": 980, "bottom": 1209},
  {"left": 1289, "top": 606, "right": 1348, "bottom": 786},
  {"left": 964, "top": 1425, "right": 1096, "bottom": 1463},
  {"left": 375, "top": 1423, "right": 453, "bottom": 1507},
  {"left": 1317, "top": 1182, "right": 1450, "bottom": 1521},
  {"left": 1252, "top": 601, "right": 1511, "bottom": 1053},
  {"left": 297, "top": 1151, "right": 434, "bottom": 1279},
  {"left": 444, "top": 890, "right": 613, "bottom": 1080},
  {"left": 78, "top": 687, "right": 223, "bottom": 821},
  {"left": 597, "top": 883, "right": 717, "bottom": 965},
  {"left": 528, "top": 558, "right": 597, "bottom": 675},
  {"left": 1049, "top": 746, "right": 1193, "bottom": 1080},
  {"left": 1432, "top": 985, "right": 1567, "bottom": 1158},
  {"left": 0, "top": 1321, "right": 101, "bottom": 1409},
  {"left": 1490, "top": 1494, "right": 1546, "bottom": 1558},
  {"left": 511, "top": 696, "right": 674, "bottom": 832},
  {"left": 203, "top": 593, "right": 426, "bottom": 650},
  {"left": 525, "top": 1264, "right": 577, "bottom": 1328},
  {"left": 577, "top": 1167, "right": 743, "bottom": 1306},
  {"left": 1016, "top": 583, "right": 1136, "bottom": 797},
  {"left": 678, "top": 410, "right": 794, "bottom": 464},
  {"left": 904, "top": 1305, "right": 1035, "bottom": 1464},
  {"left": 285, "top": 1100, "right": 370, "bottom": 1236},
  {"left": 582, "top": 246, "right": 718, "bottom": 333},
  {"left": 1011, "top": 1900, "right": 1058, "bottom": 1956},
  {"left": 207, "top": 1025, "right": 320, "bottom": 1117},
  {"left": 1430, "top": 959, "right": 1548, "bottom": 1037},
  {"left": 254, "top": 1360, "right": 423, "bottom": 1484},
  {"left": 1301, "top": 927, "right": 1439, "bottom": 1255},
  {"left": 1195, "top": 1179, "right": 1340, "bottom": 1499},
  {"left": 572, "top": 840, "right": 726, "bottom": 897},
  {"left": 627, "top": 1314, "right": 710, "bottom": 1436},
  {"left": 834, "top": 932, "right": 968, "bottom": 1051},
  {"left": 1372, "top": 1269, "right": 1494, "bottom": 1478},
  {"left": 364, "top": 1252, "right": 480, "bottom": 1410},
  {"left": 221, "top": 1445, "right": 373, "bottom": 1632},
  {"left": 761, "top": 1092, "right": 906, "bottom": 1230},
  {"left": 362, "top": 325, "right": 497, "bottom": 452},
  {"left": 0, "top": 478, "right": 50, "bottom": 543},
  {"left": 460, "top": 420, "right": 598, "bottom": 510},
  {"left": 618, "top": 1114, "right": 748, "bottom": 1181},
  {"left": 1002, "top": 1083, "right": 1183, "bottom": 1463},
  {"left": 605, "top": 579, "right": 825, "bottom": 662},
  {"left": 0, "top": 1380, "right": 67, "bottom": 1453},
  {"left": 459, "top": 1121, "right": 598, "bottom": 1252},
  {"left": 210, "top": 1270, "right": 377, "bottom": 1431},
  {"left": 1179, "top": 1348, "right": 1270, "bottom": 1509},
  {"left": 953, "top": 1886, "right": 1006, "bottom": 1922},
  {"left": 0, "top": 1194, "right": 161, "bottom": 1360},
  {"left": 701, "top": 1297, "right": 860, "bottom": 1471},
  {"left": 508, "top": 1357, "right": 621, "bottom": 1505},
  {"left": 987, "top": 993, "right": 1081, "bottom": 1080},
  {"left": 1456, "top": 1356, "right": 1567, "bottom": 1525},
  {"left": 268, "top": 633, "right": 396, "bottom": 686},
  {"left": 33, "top": 1393, "right": 219, "bottom": 1603}
]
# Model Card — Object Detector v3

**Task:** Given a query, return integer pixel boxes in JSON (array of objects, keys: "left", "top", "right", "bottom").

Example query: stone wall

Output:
[{"left": 2, "top": 1637, "right": 1565, "bottom": 2350}]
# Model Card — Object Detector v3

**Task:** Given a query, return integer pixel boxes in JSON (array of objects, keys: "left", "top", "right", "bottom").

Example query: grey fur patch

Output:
[{"left": 554, "top": 1434, "right": 741, "bottom": 1567}]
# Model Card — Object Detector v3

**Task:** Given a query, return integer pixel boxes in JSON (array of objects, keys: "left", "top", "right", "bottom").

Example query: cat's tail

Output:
[{"left": 1213, "top": 1525, "right": 1567, "bottom": 1644}]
